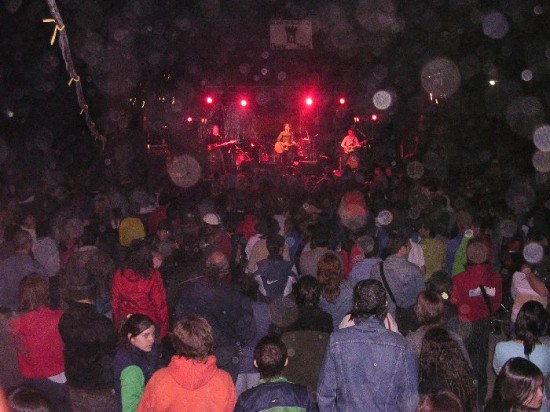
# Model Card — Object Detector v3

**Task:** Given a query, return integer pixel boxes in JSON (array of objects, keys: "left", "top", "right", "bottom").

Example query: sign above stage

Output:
[{"left": 270, "top": 20, "right": 313, "bottom": 50}]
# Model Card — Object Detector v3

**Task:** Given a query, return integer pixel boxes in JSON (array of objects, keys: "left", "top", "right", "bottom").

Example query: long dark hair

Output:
[
  {"left": 119, "top": 314, "right": 155, "bottom": 348},
  {"left": 419, "top": 328, "right": 476, "bottom": 412},
  {"left": 317, "top": 252, "right": 342, "bottom": 303},
  {"left": 490, "top": 357, "right": 543, "bottom": 408},
  {"left": 515, "top": 301, "right": 548, "bottom": 358}
]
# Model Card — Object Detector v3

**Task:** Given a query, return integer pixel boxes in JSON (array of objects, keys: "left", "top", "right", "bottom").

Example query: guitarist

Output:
[
  {"left": 206, "top": 124, "right": 227, "bottom": 175},
  {"left": 340, "top": 128, "right": 363, "bottom": 169},
  {"left": 275, "top": 123, "right": 297, "bottom": 166}
]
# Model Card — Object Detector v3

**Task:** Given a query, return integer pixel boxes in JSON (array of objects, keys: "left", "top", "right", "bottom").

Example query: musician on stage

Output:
[
  {"left": 340, "top": 128, "right": 362, "bottom": 170},
  {"left": 206, "top": 124, "right": 227, "bottom": 175},
  {"left": 275, "top": 123, "right": 297, "bottom": 165}
]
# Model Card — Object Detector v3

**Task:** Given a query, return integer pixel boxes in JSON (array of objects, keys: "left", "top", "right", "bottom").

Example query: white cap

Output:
[{"left": 202, "top": 213, "right": 221, "bottom": 226}]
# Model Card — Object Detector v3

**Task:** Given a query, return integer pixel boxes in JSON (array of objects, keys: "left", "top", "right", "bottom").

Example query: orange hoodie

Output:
[{"left": 137, "top": 355, "right": 236, "bottom": 412}]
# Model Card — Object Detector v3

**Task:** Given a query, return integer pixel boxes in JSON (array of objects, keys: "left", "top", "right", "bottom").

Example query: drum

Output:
[
  {"left": 236, "top": 151, "right": 252, "bottom": 168},
  {"left": 346, "top": 152, "right": 360, "bottom": 169}
]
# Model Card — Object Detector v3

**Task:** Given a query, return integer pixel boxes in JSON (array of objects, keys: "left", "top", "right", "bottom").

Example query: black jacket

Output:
[{"left": 58, "top": 301, "right": 117, "bottom": 389}]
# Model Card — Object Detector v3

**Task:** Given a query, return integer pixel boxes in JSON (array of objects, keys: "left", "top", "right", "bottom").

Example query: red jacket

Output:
[
  {"left": 451, "top": 263, "right": 502, "bottom": 323},
  {"left": 9, "top": 306, "right": 65, "bottom": 379},
  {"left": 112, "top": 267, "right": 169, "bottom": 337},
  {"left": 138, "top": 355, "right": 236, "bottom": 412}
]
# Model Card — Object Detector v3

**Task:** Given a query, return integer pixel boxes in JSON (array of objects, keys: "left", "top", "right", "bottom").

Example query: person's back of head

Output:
[
  {"left": 356, "top": 234, "right": 377, "bottom": 258},
  {"left": 266, "top": 234, "right": 285, "bottom": 258},
  {"left": 171, "top": 316, "right": 214, "bottom": 361},
  {"left": 205, "top": 251, "right": 230, "bottom": 281},
  {"left": 416, "top": 390, "right": 463, "bottom": 412},
  {"left": 351, "top": 279, "right": 387, "bottom": 321},
  {"left": 253, "top": 335, "right": 288, "bottom": 381},
  {"left": 515, "top": 301, "right": 549, "bottom": 358},
  {"left": 317, "top": 252, "right": 342, "bottom": 303},
  {"left": 387, "top": 232, "right": 411, "bottom": 256},
  {"left": 8, "top": 386, "right": 52, "bottom": 412},
  {"left": 415, "top": 291, "right": 446, "bottom": 326},
  {"left": 294, "top": 276, "right": 321, "bottom": 308},
  {"left": 124, "top": 239, "right": 153, "bottom": 278},
  {"left": 311, "top": 225, "right": 330, "bottom": 248},
  {"left": 426, "top": 271, "right": 452, "bottom": 297},
  {"left": 80, "top": 224, "right": 99, "bottom": 247},
  {"left": 64, "top": 267, "right": 97, "bottom": 303},
  {"left": 13, "top": 230, "right": 32, "bottom": 253},
  {"left": 18, "top": 274, "right": 49, "bottom": 312}
]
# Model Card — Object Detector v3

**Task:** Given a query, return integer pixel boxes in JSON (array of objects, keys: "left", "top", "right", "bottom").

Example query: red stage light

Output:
[
  {"left": 206, "top": 96, "right": 213, "bottom": 104},
  {"left": 339, "top": 97, "right": 346, "bottom": 105},
  {"left": 186, "top": 116, "right": 193, "bottom": 122},
  {"left": 305, "top": 97, "right": 313, "bottom": 106},
  {"left": 371, "top": 114, "right": 378, "bottom": 121},
  {"left": 240, "top": 99, "right": 248, "bottom": 107}
]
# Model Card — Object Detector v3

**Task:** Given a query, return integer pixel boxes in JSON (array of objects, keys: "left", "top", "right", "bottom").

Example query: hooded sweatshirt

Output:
[
  {"left": 137, "top": 355, "right": 236, "bottom": 412},
  {"left": 111, "top": 267, "right": 169, "bottom": 337}
]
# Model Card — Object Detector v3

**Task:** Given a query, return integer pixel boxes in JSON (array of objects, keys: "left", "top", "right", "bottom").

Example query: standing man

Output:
[
  {"left": 207, "top": 124, "right": 227, "bottom": 175},
  {"left": 0, "top": 230, "right": 45, "bottom": 311},
  {"left": 275, "top": 123, "right": 296, "bottom": 166},
  {"left": 370, "top": 233, "right": 425, "bottom": 334},
  {"left": 317, "top": 279, "right": 418, "bottom": 411},
  {"left": 340, "top": 128, "right": 361, "bottom": 170},
  {"left": 451, "top": 239, "right": 502, "bottom": 408}
]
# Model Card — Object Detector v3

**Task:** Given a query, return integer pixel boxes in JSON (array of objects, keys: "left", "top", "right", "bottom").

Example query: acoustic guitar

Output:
[{"left": 274, "top": 141, "right": 297, "bottom": 154}]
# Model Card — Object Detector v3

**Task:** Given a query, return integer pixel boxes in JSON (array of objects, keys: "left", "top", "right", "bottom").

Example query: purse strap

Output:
[
  {"left": 379, "top": 262, "right": 398, "bottom": 306},
  {"left": 479, "top": 284, "right": 493, "bottom": 315}
]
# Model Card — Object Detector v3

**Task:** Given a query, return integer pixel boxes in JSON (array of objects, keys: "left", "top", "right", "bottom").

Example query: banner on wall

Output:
[{"left": 270, "top": 20, "right": 312, "bottom": 50}]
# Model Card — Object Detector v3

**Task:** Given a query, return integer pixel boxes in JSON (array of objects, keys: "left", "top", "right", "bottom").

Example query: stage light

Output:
[
  {"left": 353, "top": 116, "right": 360, "bottom": 123},
  {"left": 305, "top": 97, "right": 313, "bottom": 106},
  {"left": 339, "top": 97, "right": 346, "bottom": 105},
  {"left": 371, "top": 114, "right": 378, "bottom": 121},
  {"left": 206, "top": 96, "right": 213, "bottom": 104},
  {"left": 186, "top": 116, "right": 193, "bottom": 122},
  {"left": 240, "top": 99, "right": 248, "bottom": 107},
  {"left": 488, "top": 79, "right": 497, "bottom": 86}
]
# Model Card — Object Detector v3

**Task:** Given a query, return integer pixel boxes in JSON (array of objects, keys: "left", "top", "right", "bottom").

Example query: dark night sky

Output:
[{"left": 1, "top": 0, "right": 550, "bottom": 179}]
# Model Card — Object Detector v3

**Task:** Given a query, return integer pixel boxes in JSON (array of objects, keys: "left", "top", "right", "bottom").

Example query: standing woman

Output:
[
  {"left": 317, "top": 252, "right": 353, "bottom": 330},
  {"left": 111, "top": 240, "right": 169, "bottom": 337},
  {"left": 114, "top": 314, "right": 159, "bottom": 412},
  {"left": 493, "top": 301, "right": 550, "bottom": 411},
  {"left": 9, "top": 274, "right": 70, "bottom": 412},
  {"left": 418, "top": 328, "right": 476, "bottom": 412}
]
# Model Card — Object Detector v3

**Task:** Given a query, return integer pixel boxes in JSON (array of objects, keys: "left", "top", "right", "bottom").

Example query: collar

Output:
[{"left": 259, "top": 376, "right": 289, "bottom": 385}]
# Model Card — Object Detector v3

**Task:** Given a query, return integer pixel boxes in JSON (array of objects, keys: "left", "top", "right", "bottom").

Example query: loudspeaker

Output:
[{"left": 297, "top": 160, "right": 321, "bottom": 175}]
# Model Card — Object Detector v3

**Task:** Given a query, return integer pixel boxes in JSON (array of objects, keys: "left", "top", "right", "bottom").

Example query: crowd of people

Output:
[{"left": 1, "top": 155, "right": 550, "bottom": 411}]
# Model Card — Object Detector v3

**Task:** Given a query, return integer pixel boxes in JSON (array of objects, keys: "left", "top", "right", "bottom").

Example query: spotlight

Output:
[
  {"left": 488, "top": 80, "right": 497, "bottom": 86},
  {"left": 339, "top": 97, "right": 346, "bottom": 105},
  {"left": 371, "top": 114, "right": 378, "bottom": 121},
  {"left": 206, "top": 96, "right": 213, "bottom": 104},
  {"left": 240, "top": 99, "right": 248, "bottom": 107},
  {"left": 186, "top": 116, "right": 193, "bottom": 122},
  {"left": 305, "top": 97, "right": 313, "bottom": 106}
]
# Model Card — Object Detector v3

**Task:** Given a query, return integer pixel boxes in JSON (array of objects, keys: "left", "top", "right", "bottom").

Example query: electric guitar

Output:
[
  {"left": 342, "top": 140, "right": 367, "bottom": 154},
  {"left": 207, "top": 139, "right": 236, "bottom": 151}
]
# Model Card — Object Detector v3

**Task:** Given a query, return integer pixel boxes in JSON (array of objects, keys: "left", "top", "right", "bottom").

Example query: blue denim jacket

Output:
[{"left": 317, "top": 317, "right": 418, "bottom": 412}]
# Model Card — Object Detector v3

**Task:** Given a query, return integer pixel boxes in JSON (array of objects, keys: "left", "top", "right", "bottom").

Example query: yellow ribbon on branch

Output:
[
  {"left": 68, "top": 75, "right": 80, "bottom": 86},
  {"left": 42, "top": 18, "right": 65, "bottom": 45}
]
